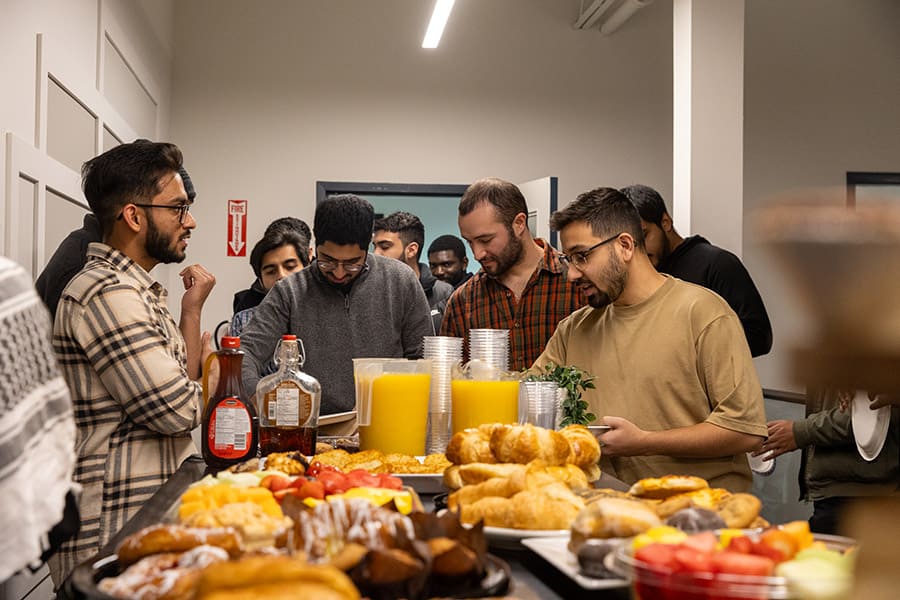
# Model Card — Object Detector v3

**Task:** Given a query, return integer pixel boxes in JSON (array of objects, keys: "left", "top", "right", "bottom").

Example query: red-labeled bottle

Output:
[{"left": 201, "top": 336, "right": 259, "bottom": 471}]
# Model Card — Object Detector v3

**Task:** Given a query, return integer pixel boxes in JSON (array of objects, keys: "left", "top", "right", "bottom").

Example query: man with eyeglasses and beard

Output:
[
  {"left": 439, "top": 177, "right": 584, "bottom": 371},
  {"left": 49, "top": 141, "right": 216, "bottom": 586},
  {"left": 530, "top": 187, "right": 767, "bottom": 493},
  {"left": 239, "top": 194, "right": 433, "bottom": 416}
]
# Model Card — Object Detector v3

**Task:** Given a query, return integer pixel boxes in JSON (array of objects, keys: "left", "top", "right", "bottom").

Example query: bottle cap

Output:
[
  {"left": 221, "top": 336, "right": 240, "bottom": 349},
  {"left": 282, "top": 334, "right": 297, "bottom": 341}
]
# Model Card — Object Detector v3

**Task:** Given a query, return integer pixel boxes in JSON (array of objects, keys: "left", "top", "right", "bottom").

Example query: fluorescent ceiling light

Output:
[{"left": 422, "top": 0, "right": 456, "bottom": 48}]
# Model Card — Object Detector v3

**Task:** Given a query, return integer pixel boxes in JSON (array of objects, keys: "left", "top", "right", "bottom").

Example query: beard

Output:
[
  {"left": 482, "top": 229, "right": 523, "bottom": 278},
  {"left": 145, "top": 216, "right": 187, "bottom": 264},
  {"left": 654, "top": 234, "right": 673, "bottom": 268},
  {"left": 587, "top": 249, "right": 628, "bottom": 308}
]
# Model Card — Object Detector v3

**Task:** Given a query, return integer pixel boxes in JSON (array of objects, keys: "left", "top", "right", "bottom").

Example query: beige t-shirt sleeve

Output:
[{"left": 696, "top": 313, "right": 768, "bottom": 438}]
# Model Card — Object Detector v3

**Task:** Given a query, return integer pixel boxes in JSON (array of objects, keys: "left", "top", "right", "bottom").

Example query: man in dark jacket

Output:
[
  {"left": 373, "top": 211, "right": 453, "bottom": 332},
  {"left": 622, "top": 184, "right": 773, "bottom": 357}
]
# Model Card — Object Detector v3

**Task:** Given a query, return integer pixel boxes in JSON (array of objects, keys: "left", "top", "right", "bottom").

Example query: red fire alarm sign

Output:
[{"left": 227, "top": 199, "right": 248, "bottom": 256}]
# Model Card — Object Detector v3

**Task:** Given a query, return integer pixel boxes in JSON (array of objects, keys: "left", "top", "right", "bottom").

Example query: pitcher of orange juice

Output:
[
  {"left": 451, "top": 360, "right": 521, "bottom": 434},
  {"left": 355, "top": 358, "right": 431, "bottom": 455}
]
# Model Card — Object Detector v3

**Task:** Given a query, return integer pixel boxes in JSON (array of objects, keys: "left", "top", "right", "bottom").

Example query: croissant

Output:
[
  {"left": 194, "top": 555, "right": 359, "bottom": 600},
  {"left": 116, "top": 524, "right": 242, "bottom": 568},
  {"left": 447, "top": 473, "right": 525, "bottom": 510},
  {"left": 509, "top": 483, "right": 585, "bottom": 530},
  {"left": 558, "top": 425, "right": 601, "bottom": 469},
  {"left": 526, "top": 462, "right": 590, "bottom": 491},
  {"left": 445, "top": 428, "right": 496, "bottom": 465},
  {"left": 490, "top": 424, "right": 573, "bottom": 466},
  {"left": 568, "top": 497, "right": 662, "bottom": 554},
  {"left": 459, "top": 496, "right": 515, "bottom": 528},
  {"left": 457, "top": 462, "right": 526, "bottom": 486}
]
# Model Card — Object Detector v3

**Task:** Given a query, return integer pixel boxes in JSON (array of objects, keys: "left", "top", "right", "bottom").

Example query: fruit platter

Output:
[{"left": 607, "top": 523, "right": 856, "bottom": 600}]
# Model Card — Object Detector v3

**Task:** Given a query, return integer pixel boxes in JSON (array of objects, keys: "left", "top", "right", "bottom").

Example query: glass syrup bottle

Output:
[
  {"left": 256, "top": 335, "right": 321, "bottom": 455},
  {"left": 201, "top": 336, "right": 259, "bottom": 470}
]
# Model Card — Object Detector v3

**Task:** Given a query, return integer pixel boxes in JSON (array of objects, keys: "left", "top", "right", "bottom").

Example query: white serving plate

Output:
[
  {"left": 522, "top": 535, "right": 629, "bottom": 590},
  {"left": 482, "top": 526, "right": 568, "bottom": 550},
  {"left": 851, "top": 390, "right": 890, "bottom": 461}
]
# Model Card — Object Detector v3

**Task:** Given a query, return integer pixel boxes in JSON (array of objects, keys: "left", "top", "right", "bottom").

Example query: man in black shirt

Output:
[{"left": 622, "top": 184, "right": 773, "bottom": 357}]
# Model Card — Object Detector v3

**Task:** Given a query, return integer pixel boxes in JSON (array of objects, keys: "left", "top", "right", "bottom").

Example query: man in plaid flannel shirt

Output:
[
  {"left": 440, "top": 177, "right": 585, "bottom": 371},
  {"left": 48, "top": 141, "right": 216, "bottom": 585}
]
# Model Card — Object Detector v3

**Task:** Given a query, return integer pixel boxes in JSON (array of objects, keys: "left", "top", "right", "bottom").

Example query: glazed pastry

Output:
[
  {"left": 653, "top": 488, "right": 732, "bottom": 518},
  {"left": 558, "top": 425, "right": 602, "bottom": 469},
  {"left": 489, "top": 424, "right": 573, "bottom": 466},
  {"left": 628, "top": 475, "right": 709, "bottom": 500},
  {"left": 116, "top": 525, "right": 242, "bottom": 568},
  {"left": 98, "top": 546, "right": 230, "bottom": 600}
]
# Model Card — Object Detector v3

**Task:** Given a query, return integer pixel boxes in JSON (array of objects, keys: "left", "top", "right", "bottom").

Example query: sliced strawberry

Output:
[{"left": 260, "top": 474, "right": 292, "bottom": 492}]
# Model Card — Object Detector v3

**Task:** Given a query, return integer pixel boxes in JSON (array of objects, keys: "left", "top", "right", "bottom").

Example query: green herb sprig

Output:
[{"left": 523, "top": 362, "right": 596, "bottom": 426}]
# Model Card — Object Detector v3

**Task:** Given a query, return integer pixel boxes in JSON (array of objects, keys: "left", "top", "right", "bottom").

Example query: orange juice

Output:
[
  {"left": 451, "top": 379, "right": 520, "bottom": 433},
  {"left": 359, "top": 373, "right": 430, "bottom": 455}
]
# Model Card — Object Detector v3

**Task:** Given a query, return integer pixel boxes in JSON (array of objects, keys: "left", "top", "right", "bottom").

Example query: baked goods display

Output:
[{"left": 310, "top": 448, "right": 451, "bottom": 475}]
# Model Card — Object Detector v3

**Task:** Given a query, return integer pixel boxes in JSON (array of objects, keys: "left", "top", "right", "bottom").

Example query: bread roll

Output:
[
  {"left": 195, "top": 555, "right": 359, "bottom": 600},
  {"left": 569, "top": 497, "right": 662, "bottom": 554},
  {"left": 489, "top": 424, "right": 573, "bottom": 466}
]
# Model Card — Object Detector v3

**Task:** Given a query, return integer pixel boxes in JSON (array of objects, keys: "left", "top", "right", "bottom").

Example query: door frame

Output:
[{"left": 316, "top": 181, "right": 469, "bottom": 204}]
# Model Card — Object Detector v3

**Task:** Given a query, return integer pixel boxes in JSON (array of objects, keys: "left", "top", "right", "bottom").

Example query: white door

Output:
[{"left": 517, "top": 176, "right": 559, "bottom": 248}]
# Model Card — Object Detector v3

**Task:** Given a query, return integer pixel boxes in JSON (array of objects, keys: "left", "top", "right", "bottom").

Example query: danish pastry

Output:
[
  {"left": 116, "top": 525, "right": 242, "bottom": 568},
  {"left": 628, "top": 475, "right": 709, "bottom": 500}
]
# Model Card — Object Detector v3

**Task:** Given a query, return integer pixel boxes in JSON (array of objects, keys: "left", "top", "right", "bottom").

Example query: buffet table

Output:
[{"left": 60, "top": 455, "right": 632, "bottom": 600}]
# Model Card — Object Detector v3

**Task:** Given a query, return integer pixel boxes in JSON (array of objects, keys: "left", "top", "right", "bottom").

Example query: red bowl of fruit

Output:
[{"left": 607, "top": 524, "right": 855, "bottom": 600}]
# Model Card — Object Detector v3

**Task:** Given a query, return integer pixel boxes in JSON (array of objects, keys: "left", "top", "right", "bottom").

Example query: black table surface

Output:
[{"left": 60, "top": 455, "right": 632, "bottom": 600}]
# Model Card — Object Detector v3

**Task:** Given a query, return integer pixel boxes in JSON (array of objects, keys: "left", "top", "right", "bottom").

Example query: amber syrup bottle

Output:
[
  {"left": 256, "top": 335, "right": 321, "bottom": 456},
  {"left": 202, "top": 336, "right": 259, "bottom": 470}
]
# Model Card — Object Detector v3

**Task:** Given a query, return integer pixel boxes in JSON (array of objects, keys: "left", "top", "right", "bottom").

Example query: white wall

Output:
[
  {"left": 744, "top": 0, "right": 900, "bottom": 391},
  {"left": 0, "top": 2, "right": 175, "bottom": 595},
  {"left": 169, "top": 0, "right": 674, "bottom": 332}
]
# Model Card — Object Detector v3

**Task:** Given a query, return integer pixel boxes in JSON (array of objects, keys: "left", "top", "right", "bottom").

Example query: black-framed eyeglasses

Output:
[
  {"left": 125, "top": 203, "right": 192, "bottom": 224},
  {"left": 317, "top": 253, "right": 368, "bottom": 273},
  {"left": 560, "top": 233, "right": 622, "bottom": 268}
]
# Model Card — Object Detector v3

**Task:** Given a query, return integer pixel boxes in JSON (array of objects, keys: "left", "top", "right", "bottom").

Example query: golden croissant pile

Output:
[
  {"left": 443, "top": 423, "right": 602, "bottom": 530},
  {"left": 443, "top": 423, "right": 601, "bottom": 487}
]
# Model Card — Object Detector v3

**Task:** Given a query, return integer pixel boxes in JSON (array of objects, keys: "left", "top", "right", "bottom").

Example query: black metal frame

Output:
[{"left": 846, "top": 171, "right": 900, "bottom": 207}]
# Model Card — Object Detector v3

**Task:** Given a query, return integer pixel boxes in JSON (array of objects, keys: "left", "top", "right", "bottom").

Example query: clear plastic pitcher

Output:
[
  {"left": 451, "top": 359, "right": 521, "bottom": 434},
  {"left": 354, "top": 358, "right": 431, "bottom": 455}
]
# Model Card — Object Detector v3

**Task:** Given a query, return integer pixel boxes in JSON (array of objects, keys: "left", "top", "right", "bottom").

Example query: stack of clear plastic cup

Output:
[
  {"left": 423, "top": 336, "right": 463, "bottom": 453},
  {"left": 468, "top": 328, "right": 510, "bottom": 374},
  {"left": 522, "top": 381, "right": 560, "bottom": 430}
]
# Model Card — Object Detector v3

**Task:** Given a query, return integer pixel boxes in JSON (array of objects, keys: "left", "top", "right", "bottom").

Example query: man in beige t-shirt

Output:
[{"left": 532, "top": 187, "right": 767, "bottom": 491}]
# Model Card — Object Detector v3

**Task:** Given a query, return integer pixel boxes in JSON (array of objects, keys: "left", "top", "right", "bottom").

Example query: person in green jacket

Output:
[{"left": 756, "top": 389, "right": 899, "bottom": 534}]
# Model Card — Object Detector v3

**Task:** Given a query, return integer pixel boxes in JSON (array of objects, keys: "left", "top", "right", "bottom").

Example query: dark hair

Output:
[
  {"left": 458, "top": 177, "right": 528, "bottom": 226},
  {"left": 373, "top": 211, "right": 425, "bottom": 260},
  {"left": 550, "top": 187, "right": 645, "bottom": 249},
  {"left": 249, "top": 229, "right": 309, "bottom": 277},
  {"left": 427, "top": 234, "right": 466, "bottom": 261},
  {"left": 313, "top": 194, "right": 374, "bottom": 250},
  {"left": 266, "top": 216, "right": 311, "bottom": 240},
  {"left": 82, "top": 140, "right": 183, "bottom": 236},
  {"left": 179, "top": 167, "right": 196, "bottom": 201},
  {"left": 620, "top": 184, "right": 668, "bottom": 227}
]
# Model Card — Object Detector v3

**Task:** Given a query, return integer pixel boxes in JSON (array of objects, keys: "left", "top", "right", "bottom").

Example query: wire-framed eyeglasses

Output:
[
  {"left": 317, "top": 253, "right": 368, "bottom": 273},
  {"left": 559, "top": 233, "right": 622, "bottom": 268},
  {"left": 127, "top": 203, "right": 192, "bottom": 224}
]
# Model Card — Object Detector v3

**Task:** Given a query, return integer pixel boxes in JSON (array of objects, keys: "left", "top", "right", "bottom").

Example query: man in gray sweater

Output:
[{"left": 240, "top": 194, "right": 434, "bottom": 415}]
